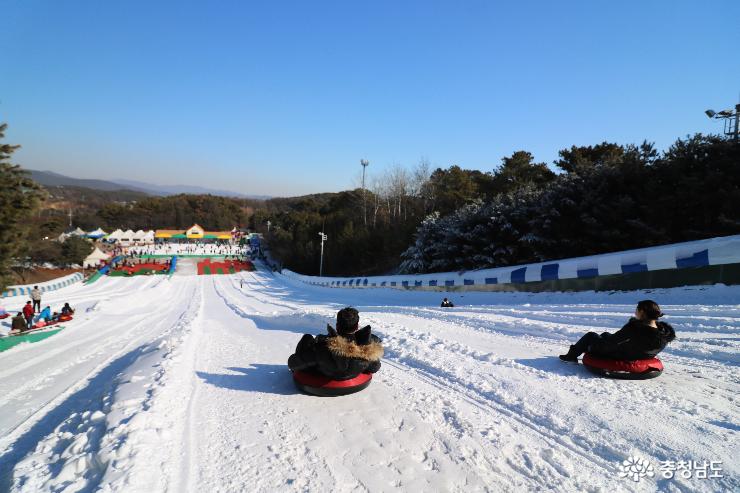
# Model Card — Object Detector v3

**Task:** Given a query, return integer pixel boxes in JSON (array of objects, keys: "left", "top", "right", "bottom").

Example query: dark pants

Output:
[
  {"left": 25, "top": 316, "right": 34, "bottom": 329},
  {"left": 33, "top": 300, "right": 41, "bottom": 312},
  {"left": 571, "top": 331, "right": 609, "bottom": 357}
]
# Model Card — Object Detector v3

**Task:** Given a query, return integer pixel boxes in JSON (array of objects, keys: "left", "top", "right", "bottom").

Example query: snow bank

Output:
[{"left": 283, "top": 234, "right": 740, "bottom": 290}]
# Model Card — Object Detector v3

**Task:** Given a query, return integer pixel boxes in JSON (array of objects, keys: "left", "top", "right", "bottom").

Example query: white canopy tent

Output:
[
  {"left": 132, "top": 230, "right": 146, "bottom": 241},
  {"left": 83, "top": 247, "right": 111, "bottom": 268},
  {"left": 70, "top": 227, "right": 86, "bottom": 237},
  {"left": 106, "top": 229, "right": 124, "bottom": 242},
  {"left": 87, "top": 227, "right": 108, "bottom": 239},
  {"left": 121, "top": 230, "right": 136, "bottom": 242},
  {"left": 142, "top": 230, "right": 155, "bottom": 243}
]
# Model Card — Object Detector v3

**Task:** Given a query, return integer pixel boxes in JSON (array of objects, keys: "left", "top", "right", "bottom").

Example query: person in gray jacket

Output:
[{"left": 31, "top": 286, "right": 42, "bottom": 313}]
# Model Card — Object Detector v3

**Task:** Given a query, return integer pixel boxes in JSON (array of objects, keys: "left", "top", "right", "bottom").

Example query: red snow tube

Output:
[
  {"left": 31, "top": 316, "right": 72, "bottom": 330},
  {"left": 0, "top": 313, "right": 9, "bottom": 319},
  {"left": 292, "top": 371, "right": 372, "bottom": 397},
  {"left": 582, "top": 353, "right": 664, "bottom": 380}
]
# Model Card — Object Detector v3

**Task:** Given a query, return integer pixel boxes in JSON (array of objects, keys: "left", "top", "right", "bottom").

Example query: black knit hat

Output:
[{"left": 336, "top": 307, "right": 359, "bottom": 335}]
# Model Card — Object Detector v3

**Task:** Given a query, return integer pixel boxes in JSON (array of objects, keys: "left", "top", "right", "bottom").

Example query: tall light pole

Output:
[
  {"left": 360, "top": 159, "right": 369, "bottom": 226},
  {"left": 705, "top": 104, "right": 740, "bottom": 141},
  {"left": 318, "top": 231, "right": 327, "bottom": 276}
]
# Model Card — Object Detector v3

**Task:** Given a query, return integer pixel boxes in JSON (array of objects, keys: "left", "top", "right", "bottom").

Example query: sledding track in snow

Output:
[{"left": 0, "top": 267, "right": 738, "bottom": 492}]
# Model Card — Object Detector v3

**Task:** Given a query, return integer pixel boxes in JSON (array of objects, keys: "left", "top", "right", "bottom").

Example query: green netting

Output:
[
  {"left": 0, "top": 328, "right": 64, "bottom": 353},
  {"left": 216, "top": 268, "right": 225, "bottom": 275},
  {"left": 85, "top": 272, "right": 103, "bottom": 284}
]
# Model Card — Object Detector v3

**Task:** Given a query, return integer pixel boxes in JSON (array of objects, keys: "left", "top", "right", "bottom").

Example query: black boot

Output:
[{"left": 559, "top": 345, "right": 579, "bottom": 362}]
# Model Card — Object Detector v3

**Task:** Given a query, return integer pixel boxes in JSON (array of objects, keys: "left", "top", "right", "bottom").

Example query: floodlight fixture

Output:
[{"left": 703, "top": 102, "right": 739, "bottom": 140}]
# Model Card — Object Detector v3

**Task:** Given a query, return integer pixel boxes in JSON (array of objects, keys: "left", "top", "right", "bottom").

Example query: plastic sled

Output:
[
  {"left": 582, "top": 353, "right": 663, "bottom": 380},
  {"left": 292, "top": 370, "right": 372, "bottom": 397},
  {"left": 32, "top": 315, "right": 72, "bottom": 329}
]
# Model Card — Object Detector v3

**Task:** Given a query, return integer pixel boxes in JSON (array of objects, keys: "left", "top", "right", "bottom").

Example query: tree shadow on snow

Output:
[
  {"left": 196, "top": 364, "right": 299, "bottom": 395},
  {"left": 516, "top": 356, "right": 590, "bottom": 377}
]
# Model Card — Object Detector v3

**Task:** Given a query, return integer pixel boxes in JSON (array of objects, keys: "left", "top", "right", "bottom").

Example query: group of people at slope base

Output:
[
  {"left": 286, "top": 300, "right": 676, "bottom": 384},
  {"left": 125, "top": 242, "right": 244, "bottom": 257},
  {"left": 8, "top": 285, "right": 74, "bottom": 334}
]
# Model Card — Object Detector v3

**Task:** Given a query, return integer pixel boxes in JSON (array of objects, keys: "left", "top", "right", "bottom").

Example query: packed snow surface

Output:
[{"left": 0, "top": 266, "right": 737, "bottom": 492}]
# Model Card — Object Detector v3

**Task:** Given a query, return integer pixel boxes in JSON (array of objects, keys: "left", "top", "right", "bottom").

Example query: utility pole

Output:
[
  {"left": 68, "top": 208, "right": 73, "bottom": 228},
  {"left": 318, "top": 231, "right": 327, "bottom": 276},
  {"left": 360, "top": 159, "right": 369, "bottom": 226}
]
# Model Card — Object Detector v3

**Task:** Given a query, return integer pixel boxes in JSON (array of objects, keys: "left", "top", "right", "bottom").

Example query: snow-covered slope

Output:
[{"left": 0, "top": 269, "right": 737, "bottom": 492}]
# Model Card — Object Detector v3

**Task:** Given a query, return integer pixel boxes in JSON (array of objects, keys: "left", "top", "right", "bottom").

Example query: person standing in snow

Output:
[
  {"left": 31, "top": 286, "right": 42, "bottom": 312},
  {"left": 288, "top": 307, "right": 384, "bottom": 380},
  {"left": 559, "top": 300, "right": 676, "bottom": 362},
  {"left": 22, "top": 301, "right": 35, "bottom": 330}
]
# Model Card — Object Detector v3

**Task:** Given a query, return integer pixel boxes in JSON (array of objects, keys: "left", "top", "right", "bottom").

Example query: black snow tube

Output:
[
  {"left": 292, "top": 370, "right": 372, "bottom": 397},
  {"left": 582, "top": 353, "right": 664, "bottom": 380}
]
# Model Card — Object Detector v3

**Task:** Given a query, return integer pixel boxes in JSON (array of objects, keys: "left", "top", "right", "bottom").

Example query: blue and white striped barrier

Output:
[
  {"left": 2, "top": 272, "right": 84, "bottom": 298},
  {"left": 282, "top": 235, "right": 740, "bottom": 289}
]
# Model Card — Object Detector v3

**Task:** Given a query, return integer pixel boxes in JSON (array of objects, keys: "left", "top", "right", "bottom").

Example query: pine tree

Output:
[{"left": 0, "top": 123, "right": 44, "bottom": 291}]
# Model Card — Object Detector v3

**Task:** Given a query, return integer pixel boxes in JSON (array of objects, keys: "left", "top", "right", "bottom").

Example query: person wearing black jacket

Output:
[
  {"left": 441, "top": 298, "right": 454, "bottom": 308},
  {"left": 559, "top": 300, "right": 676, "bottom": 362},
  {"left": 288, "top": 307, "right": 383, "bottom": 380},
  {"left": 11, "top": 312, "right": 27, "bottom": 334}
]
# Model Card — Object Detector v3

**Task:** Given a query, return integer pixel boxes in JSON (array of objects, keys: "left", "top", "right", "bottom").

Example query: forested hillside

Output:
[
  {"left": 257, "top": 135, "right": 739, "bottom": 276},
  {"left": 400, "top": 135, "right": 740, "bottom": 273}
]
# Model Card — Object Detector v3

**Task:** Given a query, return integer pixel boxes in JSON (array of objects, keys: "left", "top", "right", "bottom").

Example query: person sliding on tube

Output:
[
  {"left": 61, "top": 303, "right": 74, "bottom": 316},
  {"left": 441, "top": 298, "right": 454, "bottom": 308},
  {"left": 288, "top": 307, "right": 383, "bottom": 380},
  {"left": 559, "top": 300, "right": 676, "bottom": 362},
  {"left": 36, "top": 306, "right": 52, "bottom": 323}
]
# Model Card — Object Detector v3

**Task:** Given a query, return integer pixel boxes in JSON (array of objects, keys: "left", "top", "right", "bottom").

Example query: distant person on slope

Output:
[
  {"left": 288, "top": 307, "right": 384, "bottom": 380},
  {"left": 11, "top": 312, "right": 27, "bottom": 334},
  {"left": 441, "top": 298, "right": 455, "bottom": 308},
  {"left": 22, "top": 301, "right": 35, "bottom": 330},
  {"left": 31, "top": 286, "right": 42, "bottom": 312},
  {"left": 559, "top": 300, "right": 676, "bottom": 362}
]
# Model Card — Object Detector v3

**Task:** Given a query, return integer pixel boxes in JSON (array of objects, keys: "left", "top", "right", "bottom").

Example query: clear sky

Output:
[{"left": 2, "top": 0, "right": 738, "bottom": 197}]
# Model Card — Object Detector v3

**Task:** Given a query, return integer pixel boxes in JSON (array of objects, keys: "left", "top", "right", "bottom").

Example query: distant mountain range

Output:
[{"left": 28, "top": 170, "right": 270, "bottom": 199}]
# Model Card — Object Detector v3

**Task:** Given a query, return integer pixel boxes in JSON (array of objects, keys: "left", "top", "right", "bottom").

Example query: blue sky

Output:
[{"left": 2, "top": 0, "right": 738, "bottom": 197}]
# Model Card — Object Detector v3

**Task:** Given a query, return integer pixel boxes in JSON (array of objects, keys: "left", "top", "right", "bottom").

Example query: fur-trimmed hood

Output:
[{"left": 326, "top": 334, "right": 384, "bottom": 361}]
